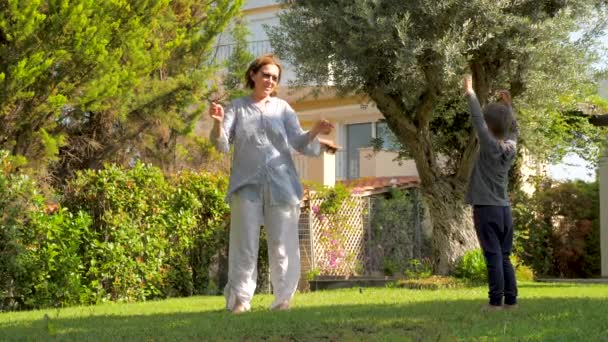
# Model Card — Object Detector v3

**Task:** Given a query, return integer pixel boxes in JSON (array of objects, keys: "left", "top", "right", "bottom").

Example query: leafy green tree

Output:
[
  {"left": 0, "top": 0, "right": 243, "bottom": 179},
  {"left": 222, "top": 14, "right": 255, "bottom": 101},
  {"left": 167, "top": 12, "right": 256, "bottom": 175},
  {"left": 269, "top": 0, "right": 607, "bottom": 273}
]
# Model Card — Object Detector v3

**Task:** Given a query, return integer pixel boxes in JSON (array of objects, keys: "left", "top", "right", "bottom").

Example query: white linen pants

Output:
[{"left": 224, "top": 184, "right": 301, "bottom": 311}]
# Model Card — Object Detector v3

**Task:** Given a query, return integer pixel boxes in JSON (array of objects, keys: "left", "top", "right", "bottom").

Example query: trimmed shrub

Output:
[
  {"left": 513, "top": 180, "right": 600, "bottom": 278},
  {"left": 1, "top": 156, "right": 230, "bottom": 310},
  {"left": 455, "top": 248, "right": 487, "bottom": 283}
]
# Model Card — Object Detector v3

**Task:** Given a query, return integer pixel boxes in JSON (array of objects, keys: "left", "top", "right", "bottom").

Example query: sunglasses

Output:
[{"left": 260, "top": 72, "right": 279, "bottom": 82}]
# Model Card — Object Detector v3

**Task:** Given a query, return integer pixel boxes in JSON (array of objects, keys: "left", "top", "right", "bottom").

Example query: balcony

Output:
[
  {"left": 212, "top": 40, "right": 274, "bottom": 64},
  {"left": 294, "top": 148, "right": 419, "bottom": 186}
]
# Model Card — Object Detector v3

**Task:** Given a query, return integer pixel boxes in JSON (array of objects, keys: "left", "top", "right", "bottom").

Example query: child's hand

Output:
[
  {"left": 463, "top": 74, "right": 474, "bottom": 95},
  {"left": 497, "top": 90, "right": 512, "bottom": 106}
]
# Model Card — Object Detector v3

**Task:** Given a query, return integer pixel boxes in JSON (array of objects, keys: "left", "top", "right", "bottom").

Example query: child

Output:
[{"left": 463, "top": 74, "right": 518, "bottom": 310}]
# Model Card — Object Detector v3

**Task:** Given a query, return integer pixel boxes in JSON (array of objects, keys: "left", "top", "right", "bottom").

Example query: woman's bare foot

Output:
[
  {"left": 232, "top": 300, "right": 248, "bottom": 314},
  {"left": 272, "top": 301, "right": 290, "bottom": 311}
]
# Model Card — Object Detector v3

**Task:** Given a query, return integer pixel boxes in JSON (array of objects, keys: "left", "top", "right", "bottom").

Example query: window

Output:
[
  {"left": 337, "top": 121, "right": 402, "bottom": 180},
  {"left": 375, "top": 121, "right": 401, "bottom": 151},
  {"left": 346, "top": 123, "right": 372, "bottom": 179}
]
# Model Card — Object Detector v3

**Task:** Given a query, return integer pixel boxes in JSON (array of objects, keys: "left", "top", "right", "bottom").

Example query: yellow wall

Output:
[
  {"left": 358, "top": 147, "right": 419, "bottom": 178},
  {"left": 302, "top": 152, "right": 336, "bottom": 186},
  {"left": 519, "top": 150, "right": 548, "bottom": 195}
]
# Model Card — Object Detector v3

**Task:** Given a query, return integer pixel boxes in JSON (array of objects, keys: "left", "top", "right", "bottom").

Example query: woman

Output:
[{"left": 209, "top": 54, "right": 333, "bottom": 313}]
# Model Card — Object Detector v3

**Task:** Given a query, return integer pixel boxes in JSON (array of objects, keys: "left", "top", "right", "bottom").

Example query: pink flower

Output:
[
  {"left": 331, "top": 239, "right": 338, "bottom": 245},
  {"left": 312, "top": 205, "right": 320, "bottom": 214},
  {"left": 317, "top": 214, "right": 325, "bottom": 222},
  {"left": 329, "top": 255, "right": 337, "bottom": 267}
]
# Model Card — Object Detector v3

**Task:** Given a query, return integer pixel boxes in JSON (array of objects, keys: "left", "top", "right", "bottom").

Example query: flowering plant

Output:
[{"left": 309, "top": 183, "right": 364, "bottom": 275}]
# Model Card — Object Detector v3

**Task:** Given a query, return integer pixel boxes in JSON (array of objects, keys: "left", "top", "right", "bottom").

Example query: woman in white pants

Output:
[{"left": 209, "top": 54, "right": 333, "bottom": 313}]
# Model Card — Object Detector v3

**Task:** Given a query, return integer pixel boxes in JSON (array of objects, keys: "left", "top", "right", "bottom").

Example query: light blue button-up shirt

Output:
[{"left": 211, "top": 96, "right": 321, "bottom": 205}]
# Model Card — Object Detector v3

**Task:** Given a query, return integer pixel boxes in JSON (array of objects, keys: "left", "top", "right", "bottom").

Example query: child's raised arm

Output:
[{"left": 463, "top": 74, "right": 498, "bottom": 149}]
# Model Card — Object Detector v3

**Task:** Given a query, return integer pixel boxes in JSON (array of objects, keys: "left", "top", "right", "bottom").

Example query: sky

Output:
[
  {"left": 547, "top": 31, "right": 607, "bottom": 183},
  {"left": 548, "top": 153, "right": 597, "bottom": 182}
]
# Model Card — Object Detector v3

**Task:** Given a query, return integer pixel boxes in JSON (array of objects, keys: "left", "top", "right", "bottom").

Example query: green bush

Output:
[
  {"left": 1, "top": 155, "right": 230, "bottom": 310},
  {"left": 512, "top": 198, "right": 556, "bottom": 277},
  {"left": 512, "top": 180, "right": 600, "bottom": 278},
  {"left": 1, "top": 151, "right": 93, "bottom": 310},
  {"left": 1, "top": 152, "right": 46, "bottom": 310},
  {"left": 63, "top": 163, "right": 173, "bottom": 302},
  {"left": 63, "top": 164, "right": 231, "bottom": 301},
  {"left": 404, "top": 258, "right": 433, "bottom": 279},
  {"left": 455, "top": 248, "right": 487, "bottom": 283},
  {"left": 165, "top": 170, "right": 230, "bottom": 296},
  {"left": 368, "top": 188, "right": 430, "bottom": 277},
  {"left": 511, "top": 255, "right": 535, "bottom": 282},
  {"left": 454, "top": 249, "right": 534, "bottom": 283},
  {"left": 19, "top": 209, "right": 93, "bottom": 308}
]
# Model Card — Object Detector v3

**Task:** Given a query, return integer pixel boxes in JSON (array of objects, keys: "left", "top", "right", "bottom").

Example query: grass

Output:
[
  {"left": 395, "top": 275, "right": 468, "bottom": 290},
  {"left": 1, "top": 282, "right": 608, "bottom": 341}
]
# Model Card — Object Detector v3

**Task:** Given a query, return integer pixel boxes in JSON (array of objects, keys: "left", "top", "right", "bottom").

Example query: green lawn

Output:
[{"left": 1, "top": 282, "right": 608, "bottom": 341}]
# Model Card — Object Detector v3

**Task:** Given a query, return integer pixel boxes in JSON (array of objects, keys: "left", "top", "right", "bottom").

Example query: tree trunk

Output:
[
  {"left": 370, "top": 88, "right": 481, "bottom": 274},
  {"left": 422, "top": 179, "right": 479, "bottom": 275},
  {"left": 403, "top": 124, "right": 478, "bottom": 275}
]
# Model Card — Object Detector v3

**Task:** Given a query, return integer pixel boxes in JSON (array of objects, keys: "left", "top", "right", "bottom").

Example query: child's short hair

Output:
[{"left": 483, "top": 102, "right": 513, "bottom": 140}]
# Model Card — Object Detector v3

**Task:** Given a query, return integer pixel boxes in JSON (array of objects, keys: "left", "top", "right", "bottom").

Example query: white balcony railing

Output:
[
  {"left": 212, "top": 40, "right": 274, "bottom": 64},
  {"left": 292, "top": 152, "right": 309, "bottom": 180}
]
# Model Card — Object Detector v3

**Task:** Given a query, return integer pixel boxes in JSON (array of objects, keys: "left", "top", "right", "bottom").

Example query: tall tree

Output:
[
  {"left": 0, "top": 0, "right": 243, "bottom": 179},
  {"left": 221, "top": 14, "right": 255, "bottom": 101},
  {"left": 268, "top": 0, "right": 607, "bottom": 273},
  {"left": 146, "top": 13, "right": 257, "bottom": 176}
]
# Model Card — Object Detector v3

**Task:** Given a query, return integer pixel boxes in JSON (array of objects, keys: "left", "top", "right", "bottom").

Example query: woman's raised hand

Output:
[
  {"left": 209, "top": 102, "right": 224, "bottom": 123},
  {"left": 312, "top": 119, "right": 334, "bottom": 136}
]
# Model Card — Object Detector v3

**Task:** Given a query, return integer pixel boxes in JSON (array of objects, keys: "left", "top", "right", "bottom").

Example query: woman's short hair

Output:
[{"left": 245, "top": 54, "right": 283, "bottom": 90}]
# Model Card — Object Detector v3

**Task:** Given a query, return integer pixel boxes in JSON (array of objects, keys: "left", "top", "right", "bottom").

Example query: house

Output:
[
  {"left": 214, "top": 1, "right": 548, "bottom": 190},
  {"left": 214, "top": 0, "right": 421, "bottom": 187},
  {"left": 211, "top": 1, "right": 549, "bottom": 282}
]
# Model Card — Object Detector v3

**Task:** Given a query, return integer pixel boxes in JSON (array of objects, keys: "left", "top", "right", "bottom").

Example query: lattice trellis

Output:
[{"left": 301, "top": 192, "right": 370, "bottom": 276}]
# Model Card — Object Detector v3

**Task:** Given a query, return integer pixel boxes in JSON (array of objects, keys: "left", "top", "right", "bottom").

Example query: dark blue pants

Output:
[{"left": 473, "top": 205, "right": 518, "bottom": 306}]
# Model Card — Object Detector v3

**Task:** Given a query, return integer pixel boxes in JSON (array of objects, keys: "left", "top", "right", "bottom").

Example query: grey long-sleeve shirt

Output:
[
  {"left": 211, "top": 96, "right": 321, "bottom": 205},
  {"left": 465, "top": 92, "right": 518, "bottom": 206}
]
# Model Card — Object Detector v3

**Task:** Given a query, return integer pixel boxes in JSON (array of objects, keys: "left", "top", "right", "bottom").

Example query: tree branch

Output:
[
  {"left": 87, "top": 120, "right": 154, "bottom": 169},
  {"left": 368, "top": 87, "right": 417, "bottom": 134},
  {"left": 415, "top": 49, "right": 441, "bottom": 128},
  {"left": 455, "top": 132, "right": 478, "bottom": 183},
  {"left": 368, "top": 84, "right": 441, "bottom": 186},
  {"left": 470, "top": 60, "right": 491, "bottom": 104},
  {"left": 413, "top": 88, "right": 436, "bottom": 129},
  {"left": 590, "top": 114, "right": 608, "bottom": 126}
]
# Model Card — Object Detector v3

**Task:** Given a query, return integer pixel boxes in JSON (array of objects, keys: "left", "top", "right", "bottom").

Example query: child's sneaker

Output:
[{"left": 482, "top": 304, "right": 503, "bottom": 312}]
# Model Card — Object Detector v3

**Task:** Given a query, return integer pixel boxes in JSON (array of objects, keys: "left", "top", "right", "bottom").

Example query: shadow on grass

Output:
[
  {"left": 517, "top": 282, "right": 588, "bottom": 289},
  {"left": 2, "top": 296, "right": 608, "bottom": 341}
]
